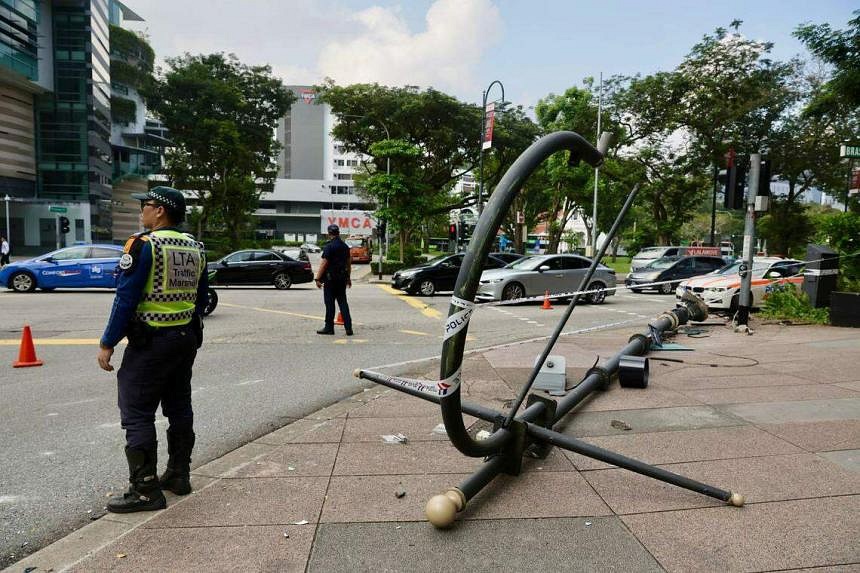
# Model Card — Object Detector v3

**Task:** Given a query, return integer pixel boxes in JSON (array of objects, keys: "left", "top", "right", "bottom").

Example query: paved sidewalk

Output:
[{"left": 7, "top": 318, "right": 860, "bottom": 572}]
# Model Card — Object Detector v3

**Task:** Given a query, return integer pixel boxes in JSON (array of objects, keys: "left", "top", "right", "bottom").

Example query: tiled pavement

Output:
[{"left": 7, "top": 319, "right": 860, "bottom": 572}]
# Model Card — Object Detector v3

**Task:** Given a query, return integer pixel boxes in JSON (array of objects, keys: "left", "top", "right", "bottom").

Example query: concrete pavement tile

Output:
[
  {"left": 766, "top": 364, "right": 860, "bottom": 384},
  {"left": 777, "top": 567, "right": 860, "bottom": 572},
  {"left": 680, "top": 383, "right": 859, "bottom": 405},
  {"left": 563, "top": 426, "right": 802, "bottom": 470},
  {"left": 658, "top": 372, "right": 813, "bottom": 390},
  {"left": 490, "top": 366, "right": 531, "bottom": 388},
  {"left": 464, "top": 471, "right": 613, "bottom": 520},
  {"left": 141, "top": 477, "right": 328, "bottom": 528},
  {"left": 459, "top": 355, "right": 498, "bottom": 380},
  {"left": 227, "top": 443, "right": 339, "bottom": 477},
  {"left": 459, "top": 378, "right": 516, "bottom": 409},
  {"left": 340, "top": 415, "right": 478, "bottom": 442},
  {"left": 759, "top": 420, "right": 860, "bottom": 452},
  {"left": 69, "top": 525, "right": 313, "bottom": 573},
  {"left": 584, "top": 453, "right": 860, "bottom": 514},
  {"left": 820, "top": 450, "right": 860, "bottom": 472},
  {"left": 332, "top": 442, "right": 485, "bottom": 475},
  {"left": 255, "top": 417, "right": 346, "bottom": 445},
  {"left": 191, "top": 442, "right": 279, "bottom": 478},
  {"left": 347, "top": 395, "right": 442, "bottom": 418},
  {"left": 308, "top": 518, "right": 663, "bottom": 572},
  {"left": 555, "top": 405, "right": 745, "bottom": 438},
  {"left": 836, "top": 381, "right": 860, "bottom": 392},
  {"left": 7, "top": 518, "right": 133, "bottom": 573},
  {"left": 806, "top": 336, "right": 860, "bottom": 349},
  {"left": 720, "top": 398, "right": 860, "bottom": 425},
  {"left": 101, "top": 475, "right": 218, "bottom": 525},
  {"left": 622, "top": 496, "right": 860, "bottom": 572},
  {"left": 575, "top": 386, "right": 703, "bottom": 412}
]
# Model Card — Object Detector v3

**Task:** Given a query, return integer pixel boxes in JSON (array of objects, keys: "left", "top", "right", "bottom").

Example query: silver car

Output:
[{"left": 476, "top": 254, "right": 616, "bottom": 303}]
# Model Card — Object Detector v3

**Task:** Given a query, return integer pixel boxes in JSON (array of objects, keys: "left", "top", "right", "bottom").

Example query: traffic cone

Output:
[
  {"left": 541, "top": 290, "right": 553, "bottom": 310},
  {"left": 13, "top": 325, "right": 43, "bottom": 368},
  {"left": 334, "top": 312, "right": 345, "bottom": 325}
]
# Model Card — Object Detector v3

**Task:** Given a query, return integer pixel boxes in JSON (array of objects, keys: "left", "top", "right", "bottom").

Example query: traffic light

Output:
[
  {"left": 723, "top": 164, "right": 746, "bottom": 210},
  {"left": 448, "top": 223, "right": 457, "bottom": 241},
  {"left": 757, "top": 157, "right": 772, "bottom": 197},
  {"left": 377, "top": 220, "right": 386, "bottom": 238},
  {"left": 59, "top": 216, "right": 70, "bottom": 234}
]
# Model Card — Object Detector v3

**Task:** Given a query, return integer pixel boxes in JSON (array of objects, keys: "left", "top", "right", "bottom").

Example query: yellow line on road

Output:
[
  {"left": 0, "top": 339, "right": 124, "bottom": 346},
  {"left": 220, "top": 302, "right": 324, "bottom": 322},
  {"left": 399, "top": 329, "right": 430, "bottom": 336},
  {"left": 377, "top": 285, "right": 443, "bottom": 320}
]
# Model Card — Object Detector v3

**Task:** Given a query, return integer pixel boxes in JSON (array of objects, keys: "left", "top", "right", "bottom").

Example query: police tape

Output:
[{"left": 381, "top": 368, "right": 462, "bottom": 398}]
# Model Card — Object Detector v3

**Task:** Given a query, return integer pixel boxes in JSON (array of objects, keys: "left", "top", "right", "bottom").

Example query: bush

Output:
[
  {"left": 813, "top": 211, "right": 860, "bottom": 292},
  {"left": 761, "top": 284, "right": 829, "bottom": 324}
]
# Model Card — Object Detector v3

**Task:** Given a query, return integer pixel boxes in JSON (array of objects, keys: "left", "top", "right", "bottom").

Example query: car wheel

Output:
[
  {"left": 10, "top": 271, "right": 36, "bottom": 293},
  {"left": 417, "top": 279, "right": 436, "bottom": 296},
  {"left": 586, "top": 281, "right": 607, "bottom": 304},
  {"left": 274, "top": 272, "right": 293, "bottom": 290},
  {"left": 203, "top": 288, "right": 218, "bottom": 316},
  {"left": 630, "top": 288, "right": 643, "bottom": 294},
  {"left": 729, "top": 294, "right": 739, "bottom": 313},
  {"left": 659, "top": 282, "right": 674, "bottom": 295},
  {"left": 501, "top": 282, "right": 525, "bottom": 301}
]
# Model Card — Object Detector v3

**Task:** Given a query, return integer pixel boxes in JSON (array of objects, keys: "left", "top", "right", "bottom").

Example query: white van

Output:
[{"left": 630, "top": 246, "right": 681, "bottom": 271}]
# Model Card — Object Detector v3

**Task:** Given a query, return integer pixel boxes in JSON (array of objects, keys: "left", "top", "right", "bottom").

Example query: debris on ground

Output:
[
  {"left": 395, "top": 489, "right": 407, "bottom": 499},
  {"left": 476, "top": 430, "right": 492, "bottom": 441},
  {"left": 432, "top": 423, "right": 447, "bottom": 435},
  {"left": 381, "top": 433, "right": 408, "bottom": 444},
  {"left": 610, "top": 419, "right": 632, "bottom": 431}
]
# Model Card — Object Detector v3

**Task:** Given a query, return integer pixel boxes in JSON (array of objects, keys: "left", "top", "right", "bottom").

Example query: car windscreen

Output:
[
  {"left": 508, "top": 256, "right": 547, "bottom": 271},
  {"left": 645, "top": 257, "right": 678, "bottom": 269},
  {"left": 635, "top": 248, "right": 664, "bottom": 257}
]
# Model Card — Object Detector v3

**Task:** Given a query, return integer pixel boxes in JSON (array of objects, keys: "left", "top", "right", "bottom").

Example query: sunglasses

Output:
[{"left": 140, "top": 201, "right": 161, "bottom": 211}]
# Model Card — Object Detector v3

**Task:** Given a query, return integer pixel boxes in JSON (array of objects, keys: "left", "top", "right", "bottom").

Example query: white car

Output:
[{"left": 675, "top": 257, "right": 804, "bottom": 311}]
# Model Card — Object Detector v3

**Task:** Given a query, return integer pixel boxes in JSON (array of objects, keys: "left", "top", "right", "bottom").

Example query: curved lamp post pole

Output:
[{"left": 478, "top": 80, "right": 505, "bottom": 216}]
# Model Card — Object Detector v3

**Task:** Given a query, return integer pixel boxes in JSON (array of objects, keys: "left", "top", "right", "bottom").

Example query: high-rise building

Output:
[
  {"left": 0, "top": 0, "right": 158, "bottom": 254},
  {"left": 258, "top": 86, "right": 369, "bottom": 241}
]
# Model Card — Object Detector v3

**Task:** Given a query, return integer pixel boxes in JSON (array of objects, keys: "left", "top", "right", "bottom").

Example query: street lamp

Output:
[{"left": 478, "top": 80, "right": 505, "bottom": 216}]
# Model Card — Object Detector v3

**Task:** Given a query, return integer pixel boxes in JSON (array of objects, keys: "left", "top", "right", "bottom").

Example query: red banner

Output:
[{"left": 482, "top": 103, "right": 495, "bottom": 150}]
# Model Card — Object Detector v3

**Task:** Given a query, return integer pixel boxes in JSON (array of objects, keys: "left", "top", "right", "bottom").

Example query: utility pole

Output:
[
  {"left": 591, "top": 72, "right": 602, "bottom": 258},
  {"left": 736, "top": 153, "right": 760, "bottom": 327}
]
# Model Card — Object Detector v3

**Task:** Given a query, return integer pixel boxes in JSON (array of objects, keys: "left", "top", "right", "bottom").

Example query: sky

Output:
[{"left": 124, "top": 0, "right": 856, "bottom": 108}]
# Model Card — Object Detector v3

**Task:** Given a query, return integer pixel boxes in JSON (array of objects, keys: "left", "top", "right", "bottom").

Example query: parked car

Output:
[
  {"left": 630, "top": 245, "right": 723, "bottom": 271},
  {"left": 1, "top": 244, "right": 123, "bottom": 292},
  {"left": 346, "top": 238, "right": 372, "bottom": 264},
  {"left": 301, "top": 242, "right": 322, "bottom": 253},
  {"left": 476, "top": 254, "right": 616, "bottom": 303},
  {"left": 272, "top": 246, "right": 309, "bottom": 262},
  {"left": 392, "top": 253, "right": 508, "bottom": 296},
  {"left": 490, "top": 252, "right": 528, "bottom": 265},
  {"left": 676, "top": 257, "right": 804, "bottom": 311},
  {"left": 208, "top": 249, "right": 313, "bottom": 289},
  {"left": 625, "top": 255, "right": 727, "bottom": 294}
]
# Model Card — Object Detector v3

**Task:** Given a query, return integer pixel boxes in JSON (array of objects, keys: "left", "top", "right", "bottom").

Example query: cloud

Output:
[{"left": 317, "top": 0, "right": 503, "bottom": 93}]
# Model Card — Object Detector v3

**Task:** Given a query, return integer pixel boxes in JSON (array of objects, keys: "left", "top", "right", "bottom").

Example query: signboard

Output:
[
  {"left": 320, "top": 209, "right": 376, "bottom": 237},
  {"left": 49, "top": 205, "right": 67, "bottom": 213},
  {"left": 839, "top": 144, "right": 860, "bottom": 158},
  {"left": 300, "top": 89, "right": 316, "bottom": 104},
  {"left": 482, "top": 103, "right": 495, "bottom": 150},
  {"left": 683, "top": 246, "right": 720, "bottom": 256}
]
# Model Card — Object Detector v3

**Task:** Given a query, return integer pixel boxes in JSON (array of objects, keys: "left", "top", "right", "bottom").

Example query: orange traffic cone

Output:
[
  {"left": 334, "top": 312, "right": 345, "bottom": 325},
  {"left": 13, "top": 325, "right": 43, "bottom": 368},
  {"left": 541, "top": 290, "right": 553, "bottom": 310}
]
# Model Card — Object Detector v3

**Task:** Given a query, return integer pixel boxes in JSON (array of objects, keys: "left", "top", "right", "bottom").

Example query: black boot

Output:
[
  {"left": 107, "top": 445, "right": 166, "bottom": 513},
  {"left": 159, "top": 429, "right": 195, "bottom": 495},
  {"left": 316, "top": 327, "right": 334, "bottom": 335}
]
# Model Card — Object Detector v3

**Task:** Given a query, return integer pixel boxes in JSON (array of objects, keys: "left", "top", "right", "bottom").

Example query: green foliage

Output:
[
  {"left": 757, "top": 199, "right": 815, "bottom": 257},
  {"left": 111, "top": 59, "right": 151, "bottom": 90},
  {"left": 761, "top": 284, "right": 829, "bottom": 324},
  {"left": 386, "top": 244, "right": 423, "bottom": 266},
  {"left": 144, "top": 53, "right": 293, "bottom": 249},
  {"left": 111, "top": 96, "right": 136, "bottom": 124},
  {"left": 813, "top": 211, "right": 860, "bottom": 290},
  {"left": 794, "top": 11, "right": 860, "bottom": 115},
  {"left": 109, "top": 25, "right": 154, "bottom": 70}
]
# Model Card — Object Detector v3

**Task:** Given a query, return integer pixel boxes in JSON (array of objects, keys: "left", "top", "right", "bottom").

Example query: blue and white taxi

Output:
[
  {"left": 0, "top": 244, "right": 123, "bottom": 292},
  {"left": 675, "top": 257, "right": 804, "bottom": 311}
]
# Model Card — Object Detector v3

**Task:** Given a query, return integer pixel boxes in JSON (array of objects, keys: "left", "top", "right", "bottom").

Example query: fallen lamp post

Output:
[{"left": 355, "top": 131, "right": 744, "bottom": 527}]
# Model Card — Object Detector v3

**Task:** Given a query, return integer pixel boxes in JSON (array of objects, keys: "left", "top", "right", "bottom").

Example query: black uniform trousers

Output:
[
  {"left": 323, "top": 280, "right": 352, "bottom": 329},
  {"left": 117, "top": 325, "right": 198, "bottom": 449}
]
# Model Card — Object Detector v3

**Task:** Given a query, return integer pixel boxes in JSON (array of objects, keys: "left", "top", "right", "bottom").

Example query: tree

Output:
[
  {"left": 795, "top": 11, "right": 860, "bottom": 116},
  {"left": 757, "top": 199, "right": 815, "bottom": 256},
  {"left": 144, "top": 53, "right": 293, "bottom": 248}
]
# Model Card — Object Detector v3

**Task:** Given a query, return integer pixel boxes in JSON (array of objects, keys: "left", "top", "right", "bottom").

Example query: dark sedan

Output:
[
  {"left": 625, "top": 255, "right": 726, "bottom": 294},
  {"left": 208, "top": 249, "right": 313, "bottom": 289},
  {"left": 391, "top": 253, "right": 508, "bottom": 296}
]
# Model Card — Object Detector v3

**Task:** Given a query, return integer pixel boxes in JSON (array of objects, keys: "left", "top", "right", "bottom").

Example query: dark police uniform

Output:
[
  {"left": 101, "top": 227, "right": 207, "bottom": 512},
  {"left": 320, "top": 234, "right": 352, "bottom": 333}
]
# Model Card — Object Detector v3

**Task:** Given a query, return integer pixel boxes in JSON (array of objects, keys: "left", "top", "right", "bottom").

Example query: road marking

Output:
[
  {"left": 527, "top": 321, "right": 540, "bottom": 325},
  {"left": 0, "top": 338, "right": 125, "bottom": 346},
  {"left": 334, "top": 338, "right": 368, "bottom": 344},
  {"left": 237, "top": 379, "right": 264, "bottom": 386},
  {"left": 400, "top": 329, "right": 430, "bottom": 336},
  {"left": 377, "top": 285, "right": 443, "bottom": 320},
  {"left": 47, "top": 397, "right": 101, "bottom": 408},
  {"left": 219, "top": 302, "right": 325, "bottom": 321}
]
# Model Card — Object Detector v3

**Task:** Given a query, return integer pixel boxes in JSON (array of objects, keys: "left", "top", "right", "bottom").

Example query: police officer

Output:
[
  {"left": 97, "top": 186, "right": 208, "bottom": 513},
  {"left": 315, "top": 224, "right": 353, "bottom": 336}
]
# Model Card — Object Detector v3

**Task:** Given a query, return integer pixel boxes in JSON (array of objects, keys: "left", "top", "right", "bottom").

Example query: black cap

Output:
[
  {"left": 327, "top": 224, "right": 340, "bottom": 235},
  {"left": 132, "top": 186, "right": 186, "bottom": 222}
]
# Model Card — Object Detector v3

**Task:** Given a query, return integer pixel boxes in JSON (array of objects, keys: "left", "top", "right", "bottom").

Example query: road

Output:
[{"left": 0, "top": 262, "right": 675, "bottom": 567}]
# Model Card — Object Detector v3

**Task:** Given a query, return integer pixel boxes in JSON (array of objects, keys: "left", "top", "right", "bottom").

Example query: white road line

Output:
[{"left": 237, "top": 379, "right": 264, "bottom": 386}]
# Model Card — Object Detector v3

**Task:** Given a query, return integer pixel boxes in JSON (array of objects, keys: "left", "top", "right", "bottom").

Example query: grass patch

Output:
[{"left": 600, "top": 256, "right": 631, "bottom": 275}]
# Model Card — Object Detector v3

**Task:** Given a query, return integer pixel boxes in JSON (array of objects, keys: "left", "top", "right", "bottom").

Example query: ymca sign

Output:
[{"left": 320, "top": 209, "right": 376, "bottom": 237}]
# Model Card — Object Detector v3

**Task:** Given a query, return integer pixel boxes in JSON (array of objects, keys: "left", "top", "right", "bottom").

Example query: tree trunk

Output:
[
  {"left": 399, "top": 229, "right": 406, "bottom": 262},
  {"left": 611, "top": 236, "right": 619, "bottom": 262}
]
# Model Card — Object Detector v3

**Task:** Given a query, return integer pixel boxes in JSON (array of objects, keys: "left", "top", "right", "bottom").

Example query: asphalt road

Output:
[{"left": 0, "top": 263, "right": 675, "bottom": 567}]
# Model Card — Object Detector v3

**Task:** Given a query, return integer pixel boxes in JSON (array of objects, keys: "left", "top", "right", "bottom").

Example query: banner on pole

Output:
[{"left": 482, "top": 103, "right": 495, "bottom": 150}]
